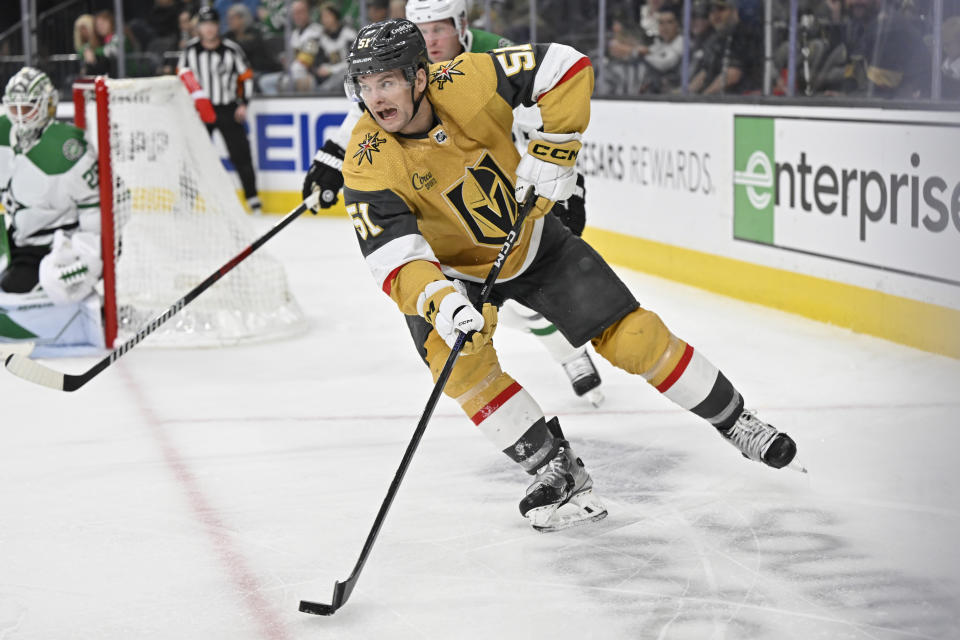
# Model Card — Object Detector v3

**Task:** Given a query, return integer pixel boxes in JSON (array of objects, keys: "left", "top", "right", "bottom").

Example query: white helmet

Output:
[
  {"left": 405, "top": 0, "right": 470, "bottom": 52},
  {"left": 3, "top": 67, "right": 58, "bottom": 149}
]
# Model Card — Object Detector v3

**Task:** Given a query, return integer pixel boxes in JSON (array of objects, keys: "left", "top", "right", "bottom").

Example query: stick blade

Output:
[
  {"left": 298, "top": 599, "right": 338, "bottom": 616},
  {"left": 4, "top": 354, "right": 68, "bottom": 391},
  {"left": 299, "top": 578, "right": 354, "bottom": 616},
  {"left": 0, "top": 341, "right": 35, "bottom": 358}
]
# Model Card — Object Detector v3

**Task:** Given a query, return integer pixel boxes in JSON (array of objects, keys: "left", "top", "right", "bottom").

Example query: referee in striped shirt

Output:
[{"left": 178, "top": 6, "right": 261, "bottom": 214}]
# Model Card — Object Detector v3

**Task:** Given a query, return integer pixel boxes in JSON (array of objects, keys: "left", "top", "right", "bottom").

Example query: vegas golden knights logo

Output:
[{"left": 442, "top": 153, "right": 517, "bottom": 245}]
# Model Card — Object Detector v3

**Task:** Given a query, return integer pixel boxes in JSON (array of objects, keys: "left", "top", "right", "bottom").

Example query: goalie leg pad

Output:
[{"left": 0, "top": 289, "right": 105, "bottom": 353}]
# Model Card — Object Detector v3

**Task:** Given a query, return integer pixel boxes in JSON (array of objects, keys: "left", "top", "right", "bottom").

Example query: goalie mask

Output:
[
  {"left": 344, "top": 19, "right": 430, "bottom": 110},
  {"left": 405, "top": 0, "right": 471, "bottom": 53},
  {"left": 3, "top": 67, "right": 59, "bottom": 150}
]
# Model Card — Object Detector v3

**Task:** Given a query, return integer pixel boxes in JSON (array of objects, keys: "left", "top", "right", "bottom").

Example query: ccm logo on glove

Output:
[
  {"left": 417, "top": 279, "right": 498, "bottom": 356},
  {"left": 529, "top": 139, "right": 581, "bottom": 166}
]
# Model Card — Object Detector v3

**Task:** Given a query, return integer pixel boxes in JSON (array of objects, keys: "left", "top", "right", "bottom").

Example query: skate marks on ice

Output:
[{"left": 480, "top": 438, "right": 959, "bottom": 640}]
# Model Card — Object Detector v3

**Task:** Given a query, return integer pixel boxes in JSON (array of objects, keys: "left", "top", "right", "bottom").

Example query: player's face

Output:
[
  {"left": 5, "top": 100, "right": 41, "bottom": 127},
  {"left": 357, "top": 69, "right": 416, "bottom": 132},
  {"left": 417, "top": 19, "right": 462, "bottom": 62}
]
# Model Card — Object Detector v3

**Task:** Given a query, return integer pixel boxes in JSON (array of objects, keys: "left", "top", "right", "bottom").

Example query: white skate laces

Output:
[
  {"left": 535, "top": 445, "right": 578, "bottom": 494},
  {"left": 723, "top": 410, "right": 800, "bottom": 470},
  {"left": 562, "top": 355, "right": 593, "bottom": 382}
]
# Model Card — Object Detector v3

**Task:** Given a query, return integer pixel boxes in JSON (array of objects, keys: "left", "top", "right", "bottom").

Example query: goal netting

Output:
[{"left": 74, "top": 75, "right": 307, "bottom": 348}]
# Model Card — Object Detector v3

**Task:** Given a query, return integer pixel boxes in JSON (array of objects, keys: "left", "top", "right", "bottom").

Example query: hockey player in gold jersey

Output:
[{"left": 338, "top": 19, "right": 800, "bottom": 531}]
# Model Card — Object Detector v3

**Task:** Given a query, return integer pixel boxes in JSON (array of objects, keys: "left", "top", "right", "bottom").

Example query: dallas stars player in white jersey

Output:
[
  {"left": 0, "top": 68, "right": 106, "bottom": 354},
  {"left": 304, "top": 0, "right": 605, "bottom": 407},
  {"left": 337, "top": 20, "right": 801, "bottom": 532}
]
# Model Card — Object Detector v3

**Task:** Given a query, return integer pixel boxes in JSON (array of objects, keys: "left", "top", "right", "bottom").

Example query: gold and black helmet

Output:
[{"left": 344, "top": 19, "right": 429, "bottom": 104}]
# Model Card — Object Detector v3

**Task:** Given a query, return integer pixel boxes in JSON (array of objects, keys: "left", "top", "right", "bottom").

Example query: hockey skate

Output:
[
  {"left": 721, "top": 410, "right": 802, "bottom": 471},
  {"left": 519, "top": 420, "right": 607, "bottom": 532},
  {"left": 562, "top": 351, "right": 604, "bottom": 407}
]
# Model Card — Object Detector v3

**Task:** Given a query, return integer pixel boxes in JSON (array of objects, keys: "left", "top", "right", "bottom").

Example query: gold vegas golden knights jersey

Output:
[{"left": 341, "top": 43, "right": 594, "bottom": 316}]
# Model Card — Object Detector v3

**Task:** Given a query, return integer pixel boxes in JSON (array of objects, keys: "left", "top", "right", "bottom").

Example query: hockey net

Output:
[{"left": 73, "top": 75, "right": 306, "bottom": 348}]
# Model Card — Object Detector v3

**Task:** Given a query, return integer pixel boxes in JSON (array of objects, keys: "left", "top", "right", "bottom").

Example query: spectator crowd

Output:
[
  {"left": 478, "top": 0, "right": 959, "bottom": 99},
  {"left": 596, "top": 0, "right": 959, "bottom": 99},
  {"left": 66, "top": 0, "right": 399, "bottom": 96},
  {"left": 5, "top": 0, "right": 959, "bottom": 101}
]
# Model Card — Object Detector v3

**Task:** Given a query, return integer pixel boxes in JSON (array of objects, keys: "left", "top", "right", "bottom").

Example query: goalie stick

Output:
[
  {"left": 3, "top": 192, "right": 320, "bottom": 391},
  {"left": 298, "top": 186, "right": 538, "bottom": 617}
]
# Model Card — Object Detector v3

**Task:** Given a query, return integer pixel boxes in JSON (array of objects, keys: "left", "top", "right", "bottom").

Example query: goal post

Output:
[{"left": 72, "top": 75, "right": 307, "bottom": 348}]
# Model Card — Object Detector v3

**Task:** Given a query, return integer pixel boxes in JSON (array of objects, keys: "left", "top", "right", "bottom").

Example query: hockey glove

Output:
[
  {"left": 38, "top": 230, "right": 103, "bottom": 305},
  {"left": 417, "top": 279, "right": 498, "bottom": 356},
  {"left": 302, "top": 139, "right": 346, "bottom": 212},
  {"left": 515, "top": 132, "right": 581, "bottom": 219},
  {"left": 549, "top": 172, "right": 587, "bottom": 237}
]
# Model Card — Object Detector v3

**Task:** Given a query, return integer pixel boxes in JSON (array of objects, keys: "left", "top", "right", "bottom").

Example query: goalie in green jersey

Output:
[{"left": 0, "top": 68, "right": 106, "bottom": 355}]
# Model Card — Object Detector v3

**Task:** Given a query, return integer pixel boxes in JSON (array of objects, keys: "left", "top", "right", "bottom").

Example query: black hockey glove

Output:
[
  {"left": 550, "top": 173, "right": 587, "bottom": 237},
  {"left": 302, "top": 139, "right": 345, "bottom": 211}
]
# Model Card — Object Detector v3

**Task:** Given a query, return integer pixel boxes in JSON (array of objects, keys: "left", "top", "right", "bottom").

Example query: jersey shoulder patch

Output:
[
  {"left": 342, "top": 113, "right": 406, "bottom": 193},
  {"left": 427, "top": 52, "right": 496, "bottom": 92},
  {"left": 426, "top": 53, "right": 499, "bottom": 124},
  {"left": 26, "top": 122, "right": 89, "bottom": 175}
]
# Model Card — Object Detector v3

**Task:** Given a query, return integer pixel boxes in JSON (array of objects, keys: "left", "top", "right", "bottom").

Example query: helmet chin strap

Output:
[
  {"left": 403, "top": 75, "right": 430, "bottom": 133},
  {"left": 411, "top": 84, "right": 427, "bottom": 121}
]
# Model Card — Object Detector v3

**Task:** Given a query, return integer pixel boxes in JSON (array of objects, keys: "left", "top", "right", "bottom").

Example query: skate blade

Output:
[
  {"left": 583, "top": 388, "right": 604, "bottom": 408},
  {"left": 527, "top": 489, "right": 608, "bottom": 533},
  {"left": 742, "top": 451, "right": 808, "bottom": 474}
]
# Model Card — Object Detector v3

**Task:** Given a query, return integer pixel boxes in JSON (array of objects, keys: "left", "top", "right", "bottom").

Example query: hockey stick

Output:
[
  {"left": 299, "top": 186, "right": 538, "bottom": 616},
  {"left": 0, "top": 341, "right": 35, "bottom": 358},
  {"left": 3, "top": 192, "right": 320, "bottom": 392}
]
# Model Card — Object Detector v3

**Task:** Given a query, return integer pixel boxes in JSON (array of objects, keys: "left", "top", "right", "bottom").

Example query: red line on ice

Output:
[
  {"left": 158, "top": 400, "right": 960, "bottom": 427},
  {"left": 122, "top": 371, "right": 292, "bottom": 640}
]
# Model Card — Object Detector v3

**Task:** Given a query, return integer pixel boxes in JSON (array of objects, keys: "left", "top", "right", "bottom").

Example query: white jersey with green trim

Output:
[{"left": 0, "top": 115, "right": 101, "bottom": 248}]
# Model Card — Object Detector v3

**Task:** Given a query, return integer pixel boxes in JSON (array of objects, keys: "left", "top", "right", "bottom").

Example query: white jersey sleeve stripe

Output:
[
  {"left": 365, "top": 234, "right": 439, "bottom": 293},
  {"left": 531, "top": 43, "right": 588, "bottom": 101}
]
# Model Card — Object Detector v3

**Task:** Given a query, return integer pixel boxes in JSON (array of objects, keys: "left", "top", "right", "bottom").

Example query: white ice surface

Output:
[{"left": 2, "top": 215, "right": 959, "bottom": 640}]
